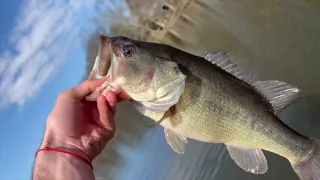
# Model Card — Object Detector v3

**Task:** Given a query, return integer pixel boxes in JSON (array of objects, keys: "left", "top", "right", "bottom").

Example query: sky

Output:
[{"left": 0, "top": 0, "right": 98, "bottom": 179}]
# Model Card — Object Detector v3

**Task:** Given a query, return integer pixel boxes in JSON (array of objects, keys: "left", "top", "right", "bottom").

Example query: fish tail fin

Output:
[{"left": 291, "top": 139, "right": 320, "bottom": 180}]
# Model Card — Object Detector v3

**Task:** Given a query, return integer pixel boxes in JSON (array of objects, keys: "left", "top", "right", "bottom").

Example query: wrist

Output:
[
  {"left": 40, "top": 131, "right": 92, "bottom": 162},
  {"left": 34, "top": 146, "right": 94, "bottom": 180},
  {"left": 39, "top": 142, "right": 92, "bottom": 163}
]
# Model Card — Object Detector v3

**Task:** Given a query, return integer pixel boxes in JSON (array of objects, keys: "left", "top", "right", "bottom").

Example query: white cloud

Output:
[{"left": 0, "top": 0, "right": 93, "bottom": 108}]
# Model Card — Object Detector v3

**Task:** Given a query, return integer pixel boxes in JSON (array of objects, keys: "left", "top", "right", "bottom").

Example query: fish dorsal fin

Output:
[
  {"left": 203, "top": 51, "right": 256, "bottom": 83},
  {"left": 164, "top": 128, "right": 188, "bottom": 154},
  {"left": 252, "top": 80, "right": 302, "bottom": 114},
  {"left": 225, "top": 143, "right": 268, "bottom": 174}
]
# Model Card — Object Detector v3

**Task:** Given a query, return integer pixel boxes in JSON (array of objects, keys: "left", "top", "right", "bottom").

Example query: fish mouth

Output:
[
  {"left": 96, "top": 35, "right": 113, "bottom": 77},
  {"left": 86, "top": 35, "right": 133, "bottom": 101}
]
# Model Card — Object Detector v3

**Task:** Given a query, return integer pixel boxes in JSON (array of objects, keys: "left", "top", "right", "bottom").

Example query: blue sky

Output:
[{"left": 0, "top": 0, "right": 98, "bottom": 179}]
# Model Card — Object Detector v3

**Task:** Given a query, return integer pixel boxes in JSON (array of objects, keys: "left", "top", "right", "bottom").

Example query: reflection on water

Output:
[{"left": 83, "top": 0, "right": 320, "bottom": 179}]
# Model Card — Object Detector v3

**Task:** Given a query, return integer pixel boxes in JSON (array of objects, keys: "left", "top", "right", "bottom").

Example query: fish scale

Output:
[
  {"left": 159, "top": 54, "right": 314, "bottom": 164},
  {"left": 87, "top": 36, "right": 320, "bottom": 179}
]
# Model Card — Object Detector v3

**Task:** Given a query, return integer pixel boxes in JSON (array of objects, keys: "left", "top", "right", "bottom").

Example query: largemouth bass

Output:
[{"left": 86, "top": 35, "right": 320, "bottom": 180}]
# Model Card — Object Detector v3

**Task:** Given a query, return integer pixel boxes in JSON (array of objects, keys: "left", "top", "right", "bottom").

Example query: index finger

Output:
[{"left": 71, "top": 79, "right": 107, "bottom": 100}]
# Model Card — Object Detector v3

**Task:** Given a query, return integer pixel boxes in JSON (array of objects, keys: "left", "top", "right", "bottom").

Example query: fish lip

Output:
[{"left": 97, "top": 35, "right": 112, "bottom": 76}]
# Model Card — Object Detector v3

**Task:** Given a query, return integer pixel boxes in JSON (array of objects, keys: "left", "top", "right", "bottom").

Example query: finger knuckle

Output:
[
  {"left": 103, "top": 132, "right": 114, "bottom": 141},
  {"left": 102, "top": 128, "right": 115, "bottom": 140},
  {"left": 109, "top": 128, "right": 116, "bottom": 138},
  {"left": 81, "top": 80, "right": 92, "bottom": 87},
  {"left": 57, "top": 91, "right": 68, "bottom": 100}
]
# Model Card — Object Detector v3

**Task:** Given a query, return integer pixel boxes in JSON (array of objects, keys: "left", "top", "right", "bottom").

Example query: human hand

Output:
[{"left": 40, "top": 79, "right": 124, "bottom": 161}]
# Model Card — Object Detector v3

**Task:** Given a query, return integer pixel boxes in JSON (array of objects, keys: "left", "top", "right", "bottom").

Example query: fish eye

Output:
[{"left": 123, "top": 45, "right": 135, "bottom": 57}]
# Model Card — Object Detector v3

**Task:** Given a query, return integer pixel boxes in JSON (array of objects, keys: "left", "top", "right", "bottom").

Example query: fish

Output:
[{"left": 86, "top": 35, "right": 320, "bottom": 180}]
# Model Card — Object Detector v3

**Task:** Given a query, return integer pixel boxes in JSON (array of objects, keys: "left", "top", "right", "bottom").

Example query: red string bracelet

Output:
[{"left": 36, "top": 147, "right": 93, "bottom": 170}]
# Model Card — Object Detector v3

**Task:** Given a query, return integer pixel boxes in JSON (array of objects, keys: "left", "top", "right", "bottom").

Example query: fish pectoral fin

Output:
[
  {"left": 252, "top": 80, "right": 301, "bottom": 114},
  {"left": 225, "top": 143, "right": 268, "bottom": 174},
  {"left": 145, "top": 118, "right": 165, "bottom": 128},
  {"left": 164, "top": 128, "right": 188, "bottom": 154}
]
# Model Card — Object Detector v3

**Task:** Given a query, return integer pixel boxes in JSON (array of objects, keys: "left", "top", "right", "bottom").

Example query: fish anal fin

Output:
[
  {"left": 225, "top": 143, "right": 268, "bottom": 174},
  {"left": 252, "top": 80, "right": 302, "bottom": 114},
  {"left": 164, "top": 128, "right": 188, "bottom": 154}
]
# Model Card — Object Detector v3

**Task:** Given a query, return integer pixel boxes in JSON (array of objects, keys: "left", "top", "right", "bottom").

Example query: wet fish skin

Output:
[
  {"left": 133, "top": 38, "right": 309, "bottom": 157},
  {"left": 149, "top": 42, "right": 312, "bottom": 160},
  {"left": 88, "top": 36, "right": 320, "bottom": 179}
]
